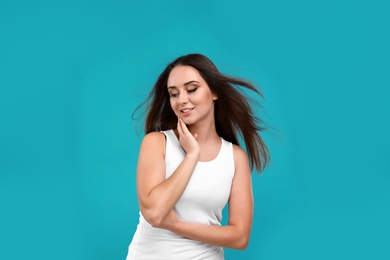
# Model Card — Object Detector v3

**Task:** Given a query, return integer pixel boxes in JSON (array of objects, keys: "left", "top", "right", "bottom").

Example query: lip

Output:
[{"left": 180, "top": 107, "right": 194, "bottom": 116}]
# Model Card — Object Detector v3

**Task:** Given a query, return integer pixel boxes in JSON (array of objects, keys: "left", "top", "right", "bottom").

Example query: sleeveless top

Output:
[{"left": 126, "top": 130, "right": 235, "bottom": 260}]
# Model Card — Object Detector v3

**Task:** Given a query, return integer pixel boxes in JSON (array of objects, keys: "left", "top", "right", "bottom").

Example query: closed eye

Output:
[{"left": 187, "top": 88, "right": 197, "bottom": 93}]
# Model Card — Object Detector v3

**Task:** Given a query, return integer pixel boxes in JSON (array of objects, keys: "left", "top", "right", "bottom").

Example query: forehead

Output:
[{"left": 167, "top": 65, "right": 204, "bottom": 87}]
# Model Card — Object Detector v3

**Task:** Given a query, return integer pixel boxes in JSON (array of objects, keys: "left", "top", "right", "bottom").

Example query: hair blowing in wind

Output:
[{"left": 134, "top": 54, "right": 270, "bottom": 173}]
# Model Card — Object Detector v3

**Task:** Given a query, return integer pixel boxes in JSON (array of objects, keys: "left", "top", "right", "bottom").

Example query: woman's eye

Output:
[
  {"left": 187, "top": 88, "right": 197, "bottom": 93},
  {"left": 169, "top": 93, "right": 178, "bottom": 97}
]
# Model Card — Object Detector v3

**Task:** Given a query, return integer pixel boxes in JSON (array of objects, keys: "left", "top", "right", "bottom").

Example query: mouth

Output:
[
  {"left": 180, "top": 108, "right": 194, "bottom": 114},
  {"left": 180, "top": 108, "right": 194, "bottom": 113}
]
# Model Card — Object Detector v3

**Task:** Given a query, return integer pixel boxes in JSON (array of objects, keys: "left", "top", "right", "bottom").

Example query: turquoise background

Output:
[{"left": 1, "top": 0, "right": 389, "bottom": 259}]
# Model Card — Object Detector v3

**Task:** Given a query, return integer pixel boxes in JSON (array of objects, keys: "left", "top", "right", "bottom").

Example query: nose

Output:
[{"left": 178, "top": 92, "right": 188, "bottom": 104}]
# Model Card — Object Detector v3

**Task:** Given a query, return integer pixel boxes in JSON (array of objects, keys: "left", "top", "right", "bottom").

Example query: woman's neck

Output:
[{"left": 187, "top": 122, "right": 219, "bottom": 144}]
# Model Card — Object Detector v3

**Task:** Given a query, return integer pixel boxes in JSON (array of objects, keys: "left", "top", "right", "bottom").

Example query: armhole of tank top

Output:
[
  {"left": 161, "top": 131, "right": 169, "bottom": 163},
  {"left": 161, "top": 131, "right": 167, "bottom": 141},
  {"left": 229, "top": 142, "right": 236, "bottom": 179}
]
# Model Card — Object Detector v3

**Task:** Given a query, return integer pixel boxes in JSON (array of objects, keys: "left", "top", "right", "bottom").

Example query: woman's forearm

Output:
[
  {"left": 171, "top": 220, "right": 250, "bottom": 250},
  {"left": 141, "top": 153, "right": 198, "bottom": 226}
]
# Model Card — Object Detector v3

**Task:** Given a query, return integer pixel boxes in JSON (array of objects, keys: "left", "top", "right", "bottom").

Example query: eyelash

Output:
[{"left": 169, "top": 88, "right": 197, "bottom": 98}]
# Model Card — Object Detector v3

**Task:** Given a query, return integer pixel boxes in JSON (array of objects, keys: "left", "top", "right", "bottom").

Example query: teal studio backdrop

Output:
[{"left": 1, "top": 0, "right": 389, "bottom": 259}]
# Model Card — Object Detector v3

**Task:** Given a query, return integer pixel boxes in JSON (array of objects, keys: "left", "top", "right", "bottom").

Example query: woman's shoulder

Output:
[
  {"left": 141, "top": 131, "right": 167, "bottom": 146},
  {"left": 232, "top": 144, "right": 246, "bottom": 154},
  {"left": 232, "top": 144, "right": 249, "bottom": 165}
]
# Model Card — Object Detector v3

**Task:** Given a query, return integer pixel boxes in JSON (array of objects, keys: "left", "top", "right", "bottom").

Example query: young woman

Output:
[{"left": 126, "top": 54, "right": 270, "bottom": 259}]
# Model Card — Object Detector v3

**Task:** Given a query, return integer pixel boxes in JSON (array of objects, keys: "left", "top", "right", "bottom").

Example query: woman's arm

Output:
[
  {"left": 136, "top": 119, "right": 200, "bottom": 227},
  {"left": 158, "top": 145, "right": 253, "bottom": 250}
]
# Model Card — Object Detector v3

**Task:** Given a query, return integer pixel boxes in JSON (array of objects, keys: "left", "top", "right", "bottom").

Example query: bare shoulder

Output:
[
  {"left": 140, "top": 132, "right": 166, "bottom": 154},
  {"left": 142, "top": 131, "right": 166, "bottom": 143},
  {"left": 232, "top": 144, "right": 249, "bottom": 162},
  {"left": 232, "top": 144, "right": 250, "bottom": 175}
]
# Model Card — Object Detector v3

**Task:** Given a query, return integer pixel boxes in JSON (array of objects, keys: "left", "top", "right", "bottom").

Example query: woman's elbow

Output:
[
  {"left": 146, "top": 215, "right": 163, "bottom": 227},
  {"left": 234, "top": 233, "right": 250, "bottom": 250},
  {"left": 237, "top": 239, "right": 249, "bottom": 250},
  {"left": 141, "top": 208, "right": 164, "bottom": 227}
]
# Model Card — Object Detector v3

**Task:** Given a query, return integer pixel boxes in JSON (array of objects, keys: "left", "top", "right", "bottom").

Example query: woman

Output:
[{"left": 126, "top": 54, "right": 270, "bottom": 259}]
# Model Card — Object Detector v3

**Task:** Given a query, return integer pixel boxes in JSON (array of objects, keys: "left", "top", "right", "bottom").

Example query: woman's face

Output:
[{"left": 167, "top": 65, "right": 217, "bottom": 126}]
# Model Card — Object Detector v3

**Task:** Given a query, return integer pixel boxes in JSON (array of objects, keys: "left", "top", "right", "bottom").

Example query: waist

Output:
[{"left": 129, "top": 215, "right": 224, "bottom": 259}]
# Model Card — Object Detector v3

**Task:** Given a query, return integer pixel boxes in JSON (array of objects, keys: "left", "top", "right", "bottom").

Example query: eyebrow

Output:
[{"left": 168, "top": 80, "right": 199, "bottom": 89}]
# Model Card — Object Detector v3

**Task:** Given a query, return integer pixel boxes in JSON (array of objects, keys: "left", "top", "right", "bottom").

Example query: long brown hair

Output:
[{"left": 135, "top": 54, "right": 270, "bottom": 173}]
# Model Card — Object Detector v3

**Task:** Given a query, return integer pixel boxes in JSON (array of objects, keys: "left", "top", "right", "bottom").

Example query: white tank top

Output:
[{"left": 126, "top": 130, "right": 235, "bottom": 260}]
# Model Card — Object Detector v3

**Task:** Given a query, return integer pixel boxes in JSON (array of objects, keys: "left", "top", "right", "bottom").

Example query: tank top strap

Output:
[{"left": 161, "top": 130, "right": 185, "bottom": 177}]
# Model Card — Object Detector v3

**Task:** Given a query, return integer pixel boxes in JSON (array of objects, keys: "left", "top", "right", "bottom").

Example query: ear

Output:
[{"left": 212, "top": 94, "right": 218, "bottom": 101}]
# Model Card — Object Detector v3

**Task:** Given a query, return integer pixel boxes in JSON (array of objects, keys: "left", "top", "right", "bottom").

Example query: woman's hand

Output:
[{"left": 177, "top": 118, "right": 200, "bottom": 158}]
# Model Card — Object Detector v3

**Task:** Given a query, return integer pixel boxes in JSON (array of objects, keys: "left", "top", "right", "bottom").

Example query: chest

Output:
[{"left": 165, "top": 148, "right": 234, "bottom": 211}]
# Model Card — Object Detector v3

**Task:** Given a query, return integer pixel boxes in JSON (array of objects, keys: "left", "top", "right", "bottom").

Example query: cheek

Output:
[{"left": 170, "top": 99, "right": 178, "bottom": 113}]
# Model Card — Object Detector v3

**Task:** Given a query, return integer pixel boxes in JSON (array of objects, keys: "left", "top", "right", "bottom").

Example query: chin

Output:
[{"left": 181, "top": 117, "right": 195, "bottom": 125}]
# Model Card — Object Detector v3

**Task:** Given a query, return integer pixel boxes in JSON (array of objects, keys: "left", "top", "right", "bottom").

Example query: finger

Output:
[
  {"left": 177, "top": 118, "right": 184, "bottom": 136},
  {"left": 180, "top": 119, "right": 190, "bottom": 135},
  {"left": 177, "top": 118, "right": 180, "bottom": 133},
  {"left": 180, "top": 119, "right": 189, "bottom": 134}
]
